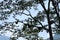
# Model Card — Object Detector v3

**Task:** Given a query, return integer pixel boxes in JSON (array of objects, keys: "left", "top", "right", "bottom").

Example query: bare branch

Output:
[
  {"left": 48, "top": 0, "right": 50, "bottom": 11},
  {"left": 25, "top": 9, "right": 48, "bottom": 31},
  {"left": 40, "top": 0, "right": 53, "bottom": 40},
  {"left": 51, "top": 0, "right": 60, "bottom": 28}
]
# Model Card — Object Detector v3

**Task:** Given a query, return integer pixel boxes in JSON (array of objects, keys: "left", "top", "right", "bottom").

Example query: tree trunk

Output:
[
  {"left": 49, "top": 24, "right": 53, "bottom": 40},
  {"left": 47, "top": 13, "right": 53, "bottom": 40}
]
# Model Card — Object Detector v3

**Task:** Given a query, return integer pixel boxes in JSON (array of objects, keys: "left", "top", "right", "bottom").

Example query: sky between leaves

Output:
[{"left": 0, "top": 0, "right": 60, "bottom": 40}]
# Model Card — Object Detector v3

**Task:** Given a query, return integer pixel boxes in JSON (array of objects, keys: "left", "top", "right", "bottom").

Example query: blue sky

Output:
[{"left": 0, "top": 35, "right": 9, "bottom": 40}]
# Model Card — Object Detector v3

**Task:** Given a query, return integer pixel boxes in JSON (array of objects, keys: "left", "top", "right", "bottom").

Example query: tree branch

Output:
[
  {"left": 40, "top": 0, "right": 53, "bottom": 40},
  {"left": 18, "top": 20, "right": 49, "bottom": 31},
  {"left": 51, "top": 0, "right": 60, "bottom": 28},
  {"left": 26, "top": 9, "right": 44, "bottom": 27},
  {"left": 16, "top": 9, "right": 49, "bottom": 31}
]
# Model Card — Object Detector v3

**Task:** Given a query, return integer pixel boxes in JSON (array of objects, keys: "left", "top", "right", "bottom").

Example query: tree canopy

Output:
[{"left": 0, "top": 0, "right": 60, "bottom": 40}]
